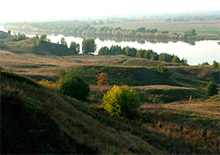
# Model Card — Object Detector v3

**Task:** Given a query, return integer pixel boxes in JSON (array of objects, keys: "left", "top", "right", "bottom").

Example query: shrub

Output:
[
  {"left": 212, "top": 60, "right": 219, "bottom": 68},
  {"left": 97, "top": 73, "right": 109, "bottom": 86},
  {"left": 57, "top": 73, "right": 90, "bottom": 100},
  {"left": 155, "top": 65, "right": 171, "bottom": 77},
  {"left": 39, "top": 79, "right": 56, "bottom": 89},
  {"left": 103, "top": 85, "right": 141, "bottom": 119},
  {"left": 206, "top": 81, "right": 218, "bottom": 96}
]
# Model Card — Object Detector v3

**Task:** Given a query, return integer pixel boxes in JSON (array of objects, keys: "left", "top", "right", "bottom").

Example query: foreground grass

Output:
[
  {"left": 140, "top": 98, "right": 220, "bottom": 153},
  {"left": 1, "top": 71, "right": 220, "bottom": 154}
]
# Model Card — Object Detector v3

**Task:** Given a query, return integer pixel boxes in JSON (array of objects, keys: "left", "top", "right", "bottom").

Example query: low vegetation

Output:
[
  {"left": 57, "top": 72, "right": 90, "bottom": 100},
  {"left": 1, "top": 70, "right": 219, "bottom": 154},
  {"left": 0, "top": 26, "right": 219, "bottom": 154},
  {"left": 103, "top": 85, "right": 141, "bottom": 119},
  {"left": 206, "top": 81, "right": 219, "bottom": 96}
]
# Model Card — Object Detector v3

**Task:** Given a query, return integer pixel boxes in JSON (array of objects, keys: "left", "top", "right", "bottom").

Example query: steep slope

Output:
[
  {"left": 0, "top": 71, "right": 162, "bottom": 154},
  {"left": 1, "top": 71, "right": 219, "bottom": 154}
]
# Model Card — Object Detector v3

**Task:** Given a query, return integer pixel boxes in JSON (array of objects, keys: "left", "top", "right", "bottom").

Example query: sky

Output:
[{"left": 0, "top": 0, "right": 219, "bottom": 23}]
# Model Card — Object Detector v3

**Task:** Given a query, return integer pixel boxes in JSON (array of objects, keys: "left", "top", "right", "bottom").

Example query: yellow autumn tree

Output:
[{"left": 103, "top": 85, "right": 141, "bottom": 119}]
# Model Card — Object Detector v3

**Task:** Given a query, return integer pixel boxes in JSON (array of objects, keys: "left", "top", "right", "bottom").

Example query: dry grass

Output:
[
  {"left": 140, "top": 97, "right": 220, "bottom": 153},
  {"left": 2, "top": 70, "right": 220, "bottom": 154},
  {"left": 0, "top": 50, "right": 179, "bottom": 77},
  {"left": 133, "top": 85, "right": 195, "bottom": 90},
  {"left": 1, "top": 71, "right": 163, "bottom": 154}
]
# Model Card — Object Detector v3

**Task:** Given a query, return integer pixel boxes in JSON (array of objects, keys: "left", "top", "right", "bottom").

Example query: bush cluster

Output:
[
  {"left": 57, "top": 72, "right": 90, "bottom": 100},
  {"left": 155, "top": 65, "right": 171, "bottom": 77},
  {"left": 103, "top": 85, "right": 141, "bottom": 119},
  {"left": 206, "top": 81, "right": 218, "bottom": 96}
]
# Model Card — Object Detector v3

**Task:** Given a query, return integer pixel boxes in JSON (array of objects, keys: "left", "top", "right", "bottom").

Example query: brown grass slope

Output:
[
  {"left": 0, "top": 71, "right": 162, "bottom": 154},
  {"left": 1, "top": 71, "right": 220, "bottom": 154},
  {"left": 0, "top": 37, "right": 70, "bottom": 56}
]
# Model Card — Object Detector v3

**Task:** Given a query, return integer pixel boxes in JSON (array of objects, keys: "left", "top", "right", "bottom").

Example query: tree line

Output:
[
  {"left": 5, "top": 21, "right": 204, "bottom": 41},
  {"left": 98, "top": 45, "right": 187, "bottom": 64},
  {"left": 34, "top": 34, "right": 187, "bottom": 64}
]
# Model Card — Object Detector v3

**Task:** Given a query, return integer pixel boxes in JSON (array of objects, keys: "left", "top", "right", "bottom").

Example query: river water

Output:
[{"left": 1, "top": 25, "right": 219, "bottom": 65}]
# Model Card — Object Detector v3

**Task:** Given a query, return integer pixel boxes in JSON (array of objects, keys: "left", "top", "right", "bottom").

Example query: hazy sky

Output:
[{"left": 0, "top": 0, "right": 219, "bottom": 22}]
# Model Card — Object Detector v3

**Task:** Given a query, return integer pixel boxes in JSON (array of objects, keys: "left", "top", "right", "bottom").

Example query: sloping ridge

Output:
[
  {"left": 1, "top": 71, "right": 163, "bottom": 154},
  {"left": 0, "top": 37, "right": 70, "bottom": 56}
]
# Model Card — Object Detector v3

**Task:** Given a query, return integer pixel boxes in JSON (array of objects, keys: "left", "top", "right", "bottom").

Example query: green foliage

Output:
[
  {"left": 60, "top": 37, "right": 67, "bottom": 46},
  {"left": 155, "top": 65, "right": 171, "bottom": 77},
  {"left": 103, "top": 85, "right": 141, "bottom": 119},
  {"left": 144, "top": 49, "right": 153, "bottom": 59},
  {"left": 98, "top": 46, "right": 109, "bottom": 55},
  {"left": 202, "top": 62, "right": 210, "bottom": 66},
  {"left": 184, "top": 29, "right": 197, "bottom": 36},
  {"left": 137, "top": 27, "right": 146, "bottom": 33},
  {"left": 34, "top": 34, "right": 47, "bottom": 47},
  {"left": 40, "top": 34, "right": 47, "bottom": 41},
  {"left": 82, "top": 38, "right": 97, "bottom": 54},
  {"left": 125, "top": 46, "right": 137, "bottom": 57},
  {"left": 171, "top": 56, "right": 181, "bottom": 63},
  {"left": 0, "top": 31, "right": 9, "bottom": 39},
  {"left": 109, "top": 45, "right": 124, "bottom": 55},
  {"left": 150, "top": 52, "right": 159, "bottom": 60},
  {"left": 181, "top": 58, "right": 188, "bottom": 65},
  {"left": 212, "top": 60, "right": 219, "bottom": 68},
  {"left": 57, "top": 72, "right": 90, "bottom": 100},
  {"left": 70, "top": 41, "right": 80, "bottom": 55},
  {"left": 158, "top": 53, "right": 173, "bottom": 62},
  {"left": 136, "top": 49, "right": 146, "bottom": 58},
  {"left": 206, "top": 81, "right": 218, "bottom": 96},
  {"left": 150, "top": 28, "right": 158, "bottom": 33}
]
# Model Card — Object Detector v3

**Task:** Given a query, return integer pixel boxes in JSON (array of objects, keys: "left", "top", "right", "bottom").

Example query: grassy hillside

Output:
[
  {"left": 1, "top": 70, "right": 220, "bottom": 154},
  {"left": 0, "top": 32, "right": 71, "bottom": 56},
  {"left": 1, "top": 50, "right": 219, "bottom": 88}
]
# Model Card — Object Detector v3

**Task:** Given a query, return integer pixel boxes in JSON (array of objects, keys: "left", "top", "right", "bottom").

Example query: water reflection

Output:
[
  {"left": 5, "top": 28, "right": 196, "bottom": 45},
  {"left": 1, "top": 26, "right": 219, "bottom": 65}
]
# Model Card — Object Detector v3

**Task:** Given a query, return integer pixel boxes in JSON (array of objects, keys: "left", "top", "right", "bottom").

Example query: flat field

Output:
[{"left": 95, "top": 19, "right": 220, "bottom": 39}]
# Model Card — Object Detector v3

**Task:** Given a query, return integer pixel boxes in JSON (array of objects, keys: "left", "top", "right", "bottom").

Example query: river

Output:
[{"left": 1, "top": 25, "right": 219, "bottom": 65}]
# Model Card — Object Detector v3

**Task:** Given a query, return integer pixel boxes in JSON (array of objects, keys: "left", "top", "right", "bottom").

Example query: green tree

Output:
[
  {"left": 150, "top": 52, "right": 159, "bottom": 60},
  {"left": 82, "top": 38, "right": 97, "bottom": 54},
  {"left": 181, "top": 58, "right": 188, "bottom": 65},
  {"left": 57, "top": 72, "right": 90, "bottom": 100},
  {"left": 98, "top": 46, "right": 109, "bottom": 55},
  {"left": 40, "top": 34, "right": 47, "bottom": 41},
  {"left": 144, "top": 49, "right": 154, "bottom": 59},
  {"left": 184, "top": 29, "right": 197, "bottom": 36},
  {"left": 103, "top": 85, "right": 141, "bottom": 119},
  {"left": 109, "top": 45, "right": 124, "bottom": 55},
  {"left": 202, "top": 62, "right": 209, "bottom": 66},
  {"left": 206, "top": 81, "right": 218, "bottom": 96},
  {"left": 158, "top": 53, "right": 173, "bottom": 62},
  {"left": 125, "top": 46, "right": 137, "bottom": 57},
  {"left": 171, "top": 56, "right": 181, "bottom": 63},
  {"left": 60, "top": 37, "right": 67, "bottom": 46},
  {"left": 212, "top": 60, "right": 219, "bottom": 68},
  {"left": 136, "top": 49, "right": 146, "bottom": 58},
  {"left": 70, "top": 41, "right": 80, "bottom": 55}
]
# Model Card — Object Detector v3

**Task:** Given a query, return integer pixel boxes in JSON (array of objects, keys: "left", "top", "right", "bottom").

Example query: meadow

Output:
[{"left": 95, "top": 19, "right": 220, "bottom": 39}]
